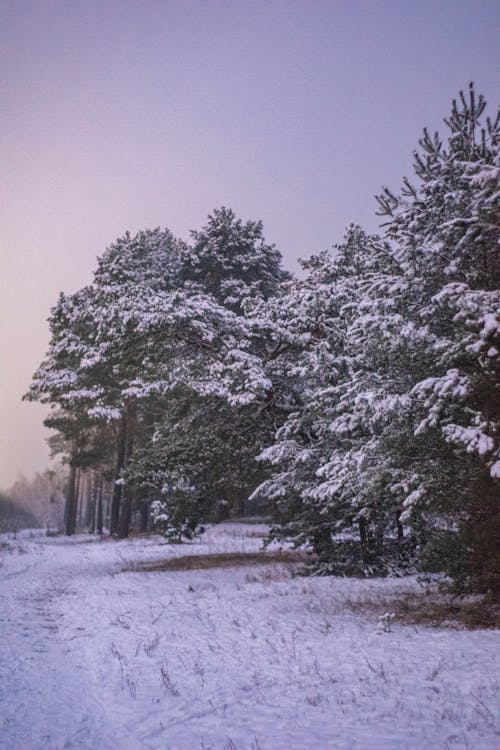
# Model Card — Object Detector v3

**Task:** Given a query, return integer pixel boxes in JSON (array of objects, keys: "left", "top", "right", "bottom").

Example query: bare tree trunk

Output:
[
  {"left": 358, "top": 517, "right": 368, "bottom": 563},
  {"left": 118, "top": 486, "right": 134, "bottom": 539},
  {"left": 396, "top": 512, "right": 404, "bottom": 541},
  {"left": 96, "top": 475, "right": 104, "bottom": 535},
  {"left": 139, "top": 502, "right": 149, "bottom": 532},
  {"left": 103, "top": 480, "right": 111, "bottom": 530},
  {"left": 78, "top": 472, "right": 88, "bottom": 526},
  {"left": 71, "top": 469, "right": 81, "bottom": 534},
  {"left": 358, "top": 518, "right": 368, "bottom": 546},
  {"left": 118, "top": 400, "right": 137, "bottom": 539},
  {"left": 110, "top": 412, "right": 128, "bottom": 535},
  {"left": 87, "top": 472, "right": 97, "bottom": 533},
  {"left": 64, "top": 464, "right": 77, "bottom": 536}
]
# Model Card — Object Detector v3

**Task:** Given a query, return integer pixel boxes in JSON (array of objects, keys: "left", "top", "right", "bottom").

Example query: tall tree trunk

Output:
[
  {"left": 358, "top": 517, "right": 368, "bottom": 563},
  {"left": 312, "top": 526, "right": 333, "bottom": 557},
  {"left": 118, "top": 486, "right": 134, "bottom": 539},
  {"left": 64, "top": 464, "right": 77, "bottom": 536},
  {"left": 71, "top": 469, "right": 81, "bottom": 534},
  {"left": 78, "top": 472, "right": 87, "bottom": 526},
  {"left": 87, "top": 472, "right": 97, "bottom": 533},
  {"left": 104, "top": 481, "right": 111, "bottom": 530},
  {"left": 236, "top": 495, "right": 246, "bottom": 518},
  {"left": 96, "top": 475, "right": 104, "bottom": 535},
  {"left": 110, "top": 412, "right": 128, "bottom": 535},
  {"left": 396, "top": 512, "right": 404, "bottom": 541},
  {"left": 139, "top": 502, "right": 149, "bottom": 533},
  {"left": 118, "top": 400, "right": 137, "bottom": 539}
]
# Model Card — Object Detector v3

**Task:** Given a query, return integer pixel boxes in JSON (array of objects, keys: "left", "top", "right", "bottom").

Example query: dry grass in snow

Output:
[{"left": 0, "top": 522, "right": 499, "bottom": 750}]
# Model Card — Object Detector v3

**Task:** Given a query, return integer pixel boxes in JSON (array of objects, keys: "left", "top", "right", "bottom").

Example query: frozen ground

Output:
[{"left": 0, "top": 524, "right": 498, "bottom": 750}]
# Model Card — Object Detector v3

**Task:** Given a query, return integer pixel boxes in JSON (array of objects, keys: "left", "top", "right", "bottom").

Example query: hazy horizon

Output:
[{"left": 1, "top": 0, "right": 498, "bottom": 489}]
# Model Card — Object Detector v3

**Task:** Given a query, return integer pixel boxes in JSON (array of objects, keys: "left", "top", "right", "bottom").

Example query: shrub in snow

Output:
[
  {"left": 377, "top": 612, "right": 396, "bottom": 633},
  {"left": 150, "top": 497, "right": 206, "bottom": 543}
]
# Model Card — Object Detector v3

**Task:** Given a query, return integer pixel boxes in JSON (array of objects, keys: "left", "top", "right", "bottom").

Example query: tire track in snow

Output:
[{"left": 0, "top": 541, "right": 136, "bottom": 750}]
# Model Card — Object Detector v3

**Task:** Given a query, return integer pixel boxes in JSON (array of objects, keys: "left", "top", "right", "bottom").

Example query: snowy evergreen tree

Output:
[
  {"left": 180, "top": 207, "right": 290, "bottom": 312},
  {"left": 131, "top": 209, "right": 288, "bottom": 537},
  {"left": 252, "top": 85, "right": 499, "bottom": 590},
  {"left": 376, "top": 83, "right": 500, "bottom": 591},
  {"left": 27, "top": 214, "right": 284, "bottom": 539},
  {"left": 24, "top": 286, "right": 112, "bottom": 534},
  {"left": 252, "top": 226, "right": 410, "bottom": 572}
]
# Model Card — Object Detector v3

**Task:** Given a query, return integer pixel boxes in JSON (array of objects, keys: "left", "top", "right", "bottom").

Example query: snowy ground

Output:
[{"left": 0, "top": 524, "right": 498, "bottom": 750}]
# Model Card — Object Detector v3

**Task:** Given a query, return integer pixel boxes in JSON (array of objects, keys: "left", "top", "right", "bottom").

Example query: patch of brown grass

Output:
[
  {"left": 343, "top": 590, "right": 500, "bottom": 630},
  {"left": 395, "top": 597, "right": 499, "bottom": 629},
  {"left": 233, "top": 530, "right": 267, "bottom": 539},
  {"left": 123, "top": 549, "right": 306, "bottom": 573}
]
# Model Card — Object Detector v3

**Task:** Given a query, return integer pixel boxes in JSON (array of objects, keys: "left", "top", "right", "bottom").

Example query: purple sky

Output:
[{"left": 1, "top": 0, "right": 498, "bottom": 488}]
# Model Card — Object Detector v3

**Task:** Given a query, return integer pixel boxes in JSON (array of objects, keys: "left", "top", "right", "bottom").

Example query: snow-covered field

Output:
[{"left": 0, "top": 524, "right": 498, "bottom": 750}]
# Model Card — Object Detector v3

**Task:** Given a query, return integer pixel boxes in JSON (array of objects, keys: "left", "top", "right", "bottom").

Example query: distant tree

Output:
[
  {"left": 0, "top": 493, "right": 39, "bottom": 533},
  {"left": 4, "top": 468, "right": 67, "bottom": 532}
]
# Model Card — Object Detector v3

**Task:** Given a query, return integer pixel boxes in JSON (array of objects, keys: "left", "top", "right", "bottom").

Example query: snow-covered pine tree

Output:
[
  {"left": 133, "top": 209, "right": 289, "bottom": 537},
  {"left": 24, "top": 286, "right": 114, "bottom": 534},
  {"left": 253, "top": 86, "right": 499, "bottom": 591},
  {"left": 376, "top": 83, "right": 500, "bottom": 592},
  {"left": 251, "top": 226, "right": 410, "bottom": 573},
  {"left": 91, "top": 228, "right": 187, "bottom": 535},
  {"left": 26, "top": 228, "right": 190, "bottom": 536},
  {"left": 180, "top": 207, "right": 291, "bottom": 311},
  {"left": 28, "top": 208, "right": 289, "bottom": 539}
]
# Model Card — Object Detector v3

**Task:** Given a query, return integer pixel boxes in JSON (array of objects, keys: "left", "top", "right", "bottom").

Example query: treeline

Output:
[
  {"left": 2, "top": 468, "right": 145, "bottom": 536},
  {"left": 27, "top": 86, "right": 499, "bottom": 592},
  {"left": 0, "top": 493, "right": 39, "bottom": 533},
  {"left": 1, "top": 470, "right": 64, "bottom": 532}
]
